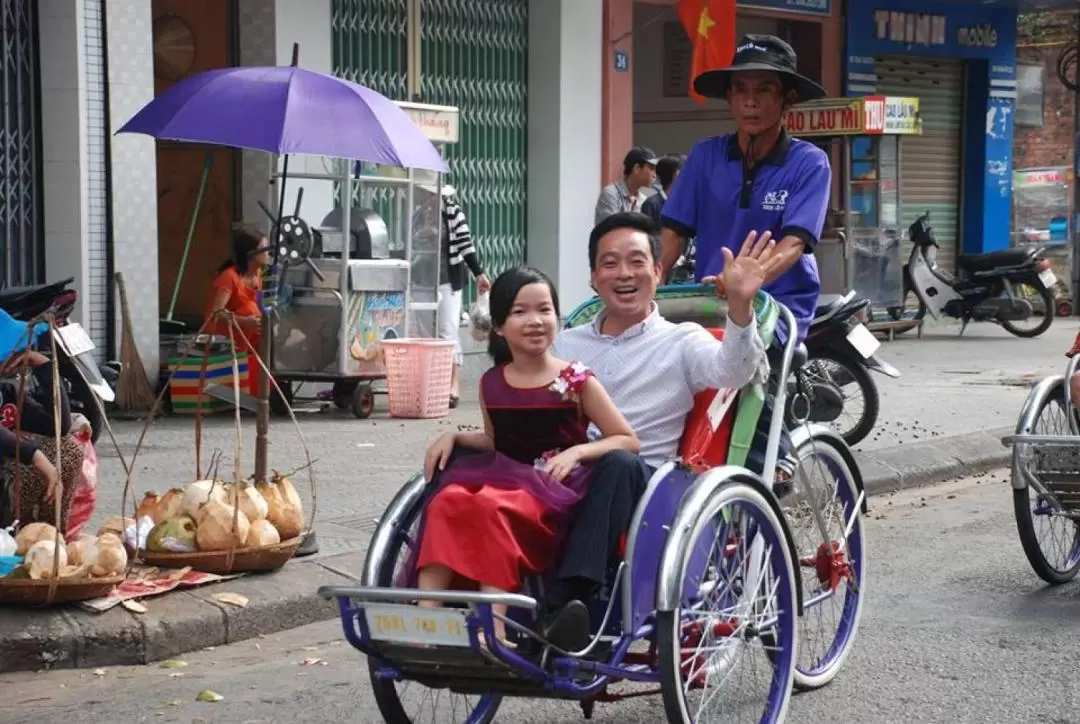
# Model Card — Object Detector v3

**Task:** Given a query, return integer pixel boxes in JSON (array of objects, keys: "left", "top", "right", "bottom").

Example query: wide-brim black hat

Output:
[{"left": 693, "top": 34, "right": 827, "bottom": 102}]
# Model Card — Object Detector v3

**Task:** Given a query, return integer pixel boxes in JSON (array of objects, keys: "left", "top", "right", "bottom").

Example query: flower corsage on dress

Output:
[{"left": 533, "top": 362, "right": 593, "bottom": 472}]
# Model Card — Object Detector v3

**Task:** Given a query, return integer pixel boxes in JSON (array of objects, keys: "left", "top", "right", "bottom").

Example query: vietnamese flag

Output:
[{"left": 677, "top": 0, "right": 737, "bottom": 104}]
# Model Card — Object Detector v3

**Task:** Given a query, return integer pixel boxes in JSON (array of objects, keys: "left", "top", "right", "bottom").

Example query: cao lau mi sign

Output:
[{"left": 785, "top": 97, "right": 921, "bottom": 137}]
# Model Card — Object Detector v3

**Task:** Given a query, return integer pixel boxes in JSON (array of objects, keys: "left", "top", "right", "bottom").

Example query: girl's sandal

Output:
[{"left": 476, "top": 629, "right": 517, "bottom": 663}]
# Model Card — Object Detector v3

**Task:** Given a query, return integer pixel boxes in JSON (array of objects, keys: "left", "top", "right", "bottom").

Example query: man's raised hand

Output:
[{"left": 720, "top": 230, "right": 775, "bottom": 327}]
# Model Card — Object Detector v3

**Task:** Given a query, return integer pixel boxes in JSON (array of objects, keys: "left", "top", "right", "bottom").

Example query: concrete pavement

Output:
[
  {"left": 5, "top": 467, "right": 1073, "bottom": 723},
  {"left": 0, "top": 318, "right": 1069, "bottom": 674}
]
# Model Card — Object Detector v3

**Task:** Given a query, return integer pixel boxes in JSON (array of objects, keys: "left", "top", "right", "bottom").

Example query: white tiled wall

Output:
[
  {"left": 39, "top": 0, "right": 88, "bottom": 330},
  {"left": 83, "top": 0, "right": 109, "bottom": 363},
  {"left": 38, "top": 0, "right": 160, "bottom": 375}
]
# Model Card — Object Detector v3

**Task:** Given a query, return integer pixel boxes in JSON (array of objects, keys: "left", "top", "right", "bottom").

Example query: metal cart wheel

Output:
[
  {"left": 270, "top": 379, "right": 294, "bottom": 417},
  {"left": 332, "top": 380, "right": 357, "bottom": 410},
  {"left": 352, "top": 383, "right": 375, "bottom": 419}
]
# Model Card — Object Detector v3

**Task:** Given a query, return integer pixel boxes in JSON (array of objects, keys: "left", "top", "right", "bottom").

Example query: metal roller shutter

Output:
[{"left": 874, "top": 56, "right": 965, "bottom": 273}]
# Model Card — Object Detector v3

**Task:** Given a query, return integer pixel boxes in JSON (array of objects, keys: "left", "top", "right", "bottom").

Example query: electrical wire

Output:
[{"left": 1058, "top": 41, "right": 1078, "bottom": 92}]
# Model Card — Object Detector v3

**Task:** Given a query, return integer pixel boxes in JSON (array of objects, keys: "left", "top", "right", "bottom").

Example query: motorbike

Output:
[
  {"left": 886, "top": 211, "right": 1058, "bottom": 338},
  {"left": 790, "top": 291, "right": 900, "bottom": 447},
  {"left": 0, "top": 278, "right": 115, "bottom": 443}
]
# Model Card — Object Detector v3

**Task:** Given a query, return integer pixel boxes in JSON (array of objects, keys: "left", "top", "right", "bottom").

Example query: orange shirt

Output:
[{"left": 206, "top": 267, "right": 262, "bottom": 340}]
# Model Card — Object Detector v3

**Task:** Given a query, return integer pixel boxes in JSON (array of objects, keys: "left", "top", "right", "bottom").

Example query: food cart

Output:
[
  {"left": 787, "top": 95, "right": 923, "bottom": 337},
  {"left": 263, "top": 102, "right": 460, "bottom": 417}
]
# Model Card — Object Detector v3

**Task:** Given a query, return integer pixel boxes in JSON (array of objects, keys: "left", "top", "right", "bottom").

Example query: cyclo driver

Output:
[{"left": 659, "top": 34, "right": 832, "bottom": 480}]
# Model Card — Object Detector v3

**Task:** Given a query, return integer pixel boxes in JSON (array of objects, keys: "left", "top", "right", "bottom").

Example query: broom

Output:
[{"left": 114, "top": 271, "right": 157, "bottom": 412}]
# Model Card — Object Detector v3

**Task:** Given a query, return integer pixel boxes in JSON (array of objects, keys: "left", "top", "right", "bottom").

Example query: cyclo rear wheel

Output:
[
  {"left": 367, "top": 484, "right": 502, "bottom": 724},
  {"left": 658, "top": 476, "right": 798, "bottom": 723}
]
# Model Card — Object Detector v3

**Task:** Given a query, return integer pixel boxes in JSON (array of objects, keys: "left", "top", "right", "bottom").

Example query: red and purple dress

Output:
[{"left": 412, "top": 362, "right": 595, "bottom": 592}]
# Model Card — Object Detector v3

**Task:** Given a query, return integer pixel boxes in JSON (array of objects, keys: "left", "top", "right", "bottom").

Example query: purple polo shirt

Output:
[{"left": 661, "top": 130, "right": 831, "bottom": 344}]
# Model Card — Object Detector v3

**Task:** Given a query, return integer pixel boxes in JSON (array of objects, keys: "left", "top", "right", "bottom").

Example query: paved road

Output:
[{"left": 11, "top": 467, "right": 1078, "bottom": 723}]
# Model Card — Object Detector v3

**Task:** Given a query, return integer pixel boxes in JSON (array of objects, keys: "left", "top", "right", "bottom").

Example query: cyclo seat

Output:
[{"left": 956, "top": 248, "right": 1034, "bottom": 272}]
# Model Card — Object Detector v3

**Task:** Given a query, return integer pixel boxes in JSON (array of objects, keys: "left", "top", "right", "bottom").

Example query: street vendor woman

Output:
[{"left": 658, "top": 34, "right": 832, "bottom": 477}]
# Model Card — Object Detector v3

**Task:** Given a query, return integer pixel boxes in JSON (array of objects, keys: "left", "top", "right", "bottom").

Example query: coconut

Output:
[
  {"left": 146, "top": 516, "right": 198, "bottom": 554},
  {"left": 26, "top": 539, "right": 68, "bottom": 580},
  {"left": 244, "top": 518, "right": 281, "bottom": 548},
  {"left": 153, "top": 488, "right": 186, "bottom": 524},
  {"left": 195, "top": 500, "right": 250, "bottom": 552},
  {"left": 98, "top": 517, "right": 135, "bottom": 538},
  {"left": 15, "top": 522, "right": 58, "bottom": 556},
  {"left": 183, "top": 480, "right": 228, "bottom": 518},
  {"left": 90, "top": 542, "right": 127, "bottom": 577},
  {"left": 136, "top": 491, "right": 160, "bottom": 521},
  {"left": 227, "top": 483, "right": 269, "bottom": 522}
]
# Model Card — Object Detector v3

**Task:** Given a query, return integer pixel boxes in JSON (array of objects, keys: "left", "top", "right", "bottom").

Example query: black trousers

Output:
[{"left": 554, "top": 450, "right": 654, "bottom": 590}]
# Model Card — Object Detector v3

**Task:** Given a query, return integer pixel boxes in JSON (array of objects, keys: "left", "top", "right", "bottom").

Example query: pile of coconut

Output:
[
  {"left": 3, "top": 523, "right": 128, "bottom": 581},
  {"left": 134, "top": 471, "right": 304, "bottom": 555}
]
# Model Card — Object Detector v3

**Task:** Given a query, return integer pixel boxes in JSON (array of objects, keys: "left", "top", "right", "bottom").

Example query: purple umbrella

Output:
[{"left": 117, "top": 65, "right": 447, "bottom": 172}]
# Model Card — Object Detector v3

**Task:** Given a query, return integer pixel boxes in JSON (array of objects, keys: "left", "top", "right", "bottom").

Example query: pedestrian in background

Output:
[
  {"left": 594, "top": 147, "right": 658, "bottom": 224},
  {"left": 641, "top": 155, "right": 682, "bottom": 229}
]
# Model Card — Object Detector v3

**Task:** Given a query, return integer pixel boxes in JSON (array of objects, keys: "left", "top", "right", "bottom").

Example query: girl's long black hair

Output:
[
  {"left": 218, "top": 223, "right": 266, "bottom": 273},
  {"left": 487, "top": 266, "right": 561, "bottom": 366}
]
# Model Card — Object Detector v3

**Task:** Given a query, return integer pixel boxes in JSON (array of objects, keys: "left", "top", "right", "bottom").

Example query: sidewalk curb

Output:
[
  {"left": 854, "top": 426, "right": 1012, "bottom": 496},
  {"left": 0, "top": 550, "right": 366, "bottom": 675},
  {"left": 0, "top": 428, "right": 1013, "bottom": 674}
]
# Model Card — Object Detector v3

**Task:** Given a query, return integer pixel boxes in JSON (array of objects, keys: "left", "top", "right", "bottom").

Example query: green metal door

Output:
[{"left": 331, "top": 0, "right": 529, "bottom": 301}]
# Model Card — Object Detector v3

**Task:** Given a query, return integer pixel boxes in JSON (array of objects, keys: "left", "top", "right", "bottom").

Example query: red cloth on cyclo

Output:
[{"left": 411, "top": 362, "right": 595, "bottom": 592}]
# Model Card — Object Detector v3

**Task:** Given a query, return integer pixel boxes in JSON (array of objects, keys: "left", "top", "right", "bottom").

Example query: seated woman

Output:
[
  {"left": 0, "top": 348, "right": 81, "bottom": 532},
  {"left": 412, "top": 267, "right": 639, "bottom": 648},
  {"left": 205, "top": 223, "right": 272, "bottom": 398}
]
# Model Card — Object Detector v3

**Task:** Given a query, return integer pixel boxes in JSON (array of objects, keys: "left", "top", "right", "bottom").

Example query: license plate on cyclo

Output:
[
  {"left": 53, "top": 323, "right": 96, "bottom": 357},
  {"left": 1039, "top": 268, "right": 1058, "bottom": 289},
  {"left": 363, "top": 602, "right": 472, "bottom": 648}
]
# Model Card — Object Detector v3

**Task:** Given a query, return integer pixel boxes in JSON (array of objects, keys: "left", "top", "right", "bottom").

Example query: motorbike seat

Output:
[
  {"left": 956, "top": 248, "right": 1033, "bottom": 272},
  {"left": 0, "top": 278, "right": 74, "bottom": 307},
  {"left": 813, "top": 294, "right": 847, "bottom": 322}
]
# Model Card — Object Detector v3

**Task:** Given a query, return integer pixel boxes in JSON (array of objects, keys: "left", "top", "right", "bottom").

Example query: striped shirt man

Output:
[{"left": 552, "top": 305, "right": 767, "bottom": 468}]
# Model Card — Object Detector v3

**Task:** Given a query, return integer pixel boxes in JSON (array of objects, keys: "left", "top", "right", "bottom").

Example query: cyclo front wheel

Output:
[
  {"left": 367, "top": 486, "right": 502, "bottom": 724},
  {"left": 1012, "top": 379, "right": 1080, "bottom": 584},
  {"left": 658, "top": 476, "right": 798, "bottom": 723}
]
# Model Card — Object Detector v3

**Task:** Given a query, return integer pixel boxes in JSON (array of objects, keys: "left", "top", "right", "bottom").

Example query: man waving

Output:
[{"left": 659, "top": 34, "right": 832, "bottom": 477}]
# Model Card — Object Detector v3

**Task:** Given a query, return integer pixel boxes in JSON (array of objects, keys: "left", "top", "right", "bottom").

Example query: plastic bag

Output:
[
  {"left": 469, "top": 292, "right": 492, "bottom": 342},
  {"left": 65, "top": 414, "right": 99, "bottom": 540},
  {"left": 0, "top": 521, "right": 16, "bottom": 557}
]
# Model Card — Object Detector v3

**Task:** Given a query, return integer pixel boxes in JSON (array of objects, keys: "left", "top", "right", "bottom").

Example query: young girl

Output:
[{"left": 413, "top": 266, "right": 639, "bottom": 647}]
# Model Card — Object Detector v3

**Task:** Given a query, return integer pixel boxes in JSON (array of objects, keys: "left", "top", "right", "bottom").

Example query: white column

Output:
[
  {"left": 526, "top": 0, "right": 603, "bottom": 311},
  {"left": 105, "top": 0, "right": 160, "bottom": 376},
  {"left": 38, "top": 0, "right": 89, "bottom": 323}
]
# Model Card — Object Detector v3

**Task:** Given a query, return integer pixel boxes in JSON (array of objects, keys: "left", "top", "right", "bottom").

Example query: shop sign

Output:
[
  {"left": 1013, "top": 168, "right": 1072, "bottom": 188},
  {"left": 874, "top": 11, "right": 946, "bottom": 48},
  {"left": 957, "top": 24, "right": 997, "bottom": 49},
  {"left": 883, "top": 97, "right": 920, "bottom": 134},
  {"left": 395, "top": 102, "right": 460, "bottom": 144},
  {"left": 786, "top": 99, "right": 864, "bottom": 136}
]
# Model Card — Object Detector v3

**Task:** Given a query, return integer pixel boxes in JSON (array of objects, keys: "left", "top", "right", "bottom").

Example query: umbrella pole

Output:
[{"left": 254, "top": 153, "right": 291, "bottom": 484}]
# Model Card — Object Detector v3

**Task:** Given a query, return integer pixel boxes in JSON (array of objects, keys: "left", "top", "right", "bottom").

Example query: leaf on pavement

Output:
[
  {"left": 159, "top": 659, "right": 187, "bottom": 669},
  {"left": 93, "top": 668, "right": 106, "bottom": 677},
  {"left": 196, "top": 689, "right": 224, "bottom": 703},
  {"left": 212, "top": 592, "right": 249, "bottom": 608},
  {"left": 300, "top": 657, "right": 322, "bottom": 666},
  {"left": 121, "top": 599, "right": 147, "bottom": 614}
]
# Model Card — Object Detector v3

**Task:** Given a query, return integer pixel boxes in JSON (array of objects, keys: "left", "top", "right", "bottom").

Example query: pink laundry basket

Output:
[{"left": 382, "top": 339, "right": 456, "bottom": 419}]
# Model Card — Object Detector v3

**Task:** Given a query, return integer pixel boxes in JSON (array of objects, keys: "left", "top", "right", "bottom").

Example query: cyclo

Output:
[
  {"left": 1004, "top": 349, "right": 1080, "bottom": 584},
  {"left": 320, "top": 285, "right": 868, "bottom": 723}
]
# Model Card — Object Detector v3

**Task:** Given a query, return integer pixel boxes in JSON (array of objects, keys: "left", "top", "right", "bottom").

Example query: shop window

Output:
[{"left": 1016, "top": 63, "right": 1045, "bottom": 128}]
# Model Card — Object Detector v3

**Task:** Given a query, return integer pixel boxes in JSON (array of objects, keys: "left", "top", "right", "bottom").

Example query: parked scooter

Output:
[
  {"left": 0, "top": 278, "right": 115, "bottom": 443},
  {"left": 792, "top": 290, "right": 900, "bottom": 447},
  {"left": 887, "top": 211, "right": 1058, "bottom": 338}
]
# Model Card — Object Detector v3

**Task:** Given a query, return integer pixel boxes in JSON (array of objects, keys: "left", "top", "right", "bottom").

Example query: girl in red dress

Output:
[{"left": 414, "top": 267, "right": 639, "bottom": 647}]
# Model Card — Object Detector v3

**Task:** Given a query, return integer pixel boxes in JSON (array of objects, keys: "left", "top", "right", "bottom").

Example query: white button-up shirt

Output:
[{"left": 552, "top": 306, "right": 768, "bottom": 468}]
